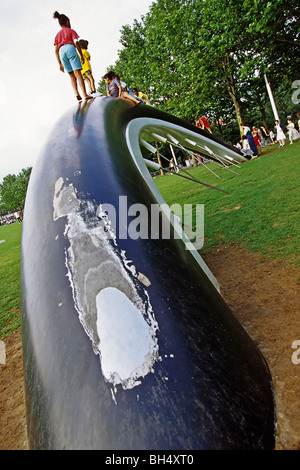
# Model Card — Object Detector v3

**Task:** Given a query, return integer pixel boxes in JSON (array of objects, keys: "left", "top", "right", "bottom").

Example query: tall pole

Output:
[
  {"left": 264, "top": 74, "right": 280, "bottom": 121},
  {"left": 155, "top": 142, "right": 164, "bottom": 176},
  {"left": 169, "top": 144, "right": 179, "bottom": 172}
]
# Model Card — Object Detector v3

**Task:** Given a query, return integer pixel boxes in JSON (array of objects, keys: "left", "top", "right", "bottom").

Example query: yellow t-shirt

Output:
[
  {"left": 81, "top": 49, "right": 92, "bottom": 75},
  {"left": 137, "top": 91, "right": 150, "bottom": 105}
]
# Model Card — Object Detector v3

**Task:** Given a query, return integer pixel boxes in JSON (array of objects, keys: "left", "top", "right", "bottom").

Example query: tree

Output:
[
  {"left": 0, "top": 167, "right": 32, "bottom": 213},
  {"left": 98, "top": 0, "right": 300, "bottom": 140}
]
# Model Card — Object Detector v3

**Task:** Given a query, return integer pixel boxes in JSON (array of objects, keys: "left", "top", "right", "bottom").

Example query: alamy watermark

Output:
[
  {"left": 96, "top": 196, "right": 205, "bottom": 250},
  {"left": 291, "top": 80, "right": 300, "bottom": 104},
  {"left": 0, "top": 340, "right": 5, "bottom": 365},
  {"left": 291, "top": 340, "right": 300, "bottom": 365}
]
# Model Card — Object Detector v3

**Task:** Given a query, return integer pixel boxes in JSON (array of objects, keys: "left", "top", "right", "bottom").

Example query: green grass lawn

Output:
[
  {"left": 0, "top": 222, "right": 22, "bottom": 339},
  {"left": 155, "top": 141, "right": 300, "bottom": 268},
  {"left": 0, "top": 141, "right": 299, "bottom": 339}
]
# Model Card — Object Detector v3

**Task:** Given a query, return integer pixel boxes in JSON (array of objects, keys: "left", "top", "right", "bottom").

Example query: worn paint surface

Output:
[{"left": 53, "top": 178, "right": 159, "bottom": 398}]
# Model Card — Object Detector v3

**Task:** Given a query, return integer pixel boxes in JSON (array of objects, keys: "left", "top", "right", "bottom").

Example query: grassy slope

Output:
[
  {"left": 155, "top": 142, "right": 300, "bottom": 267},
  {"left": 0, "top": 222, "right": 22, "bottom": 338},
  {"left": 0, "top": 142, "right": 299, "bottom": 338}
]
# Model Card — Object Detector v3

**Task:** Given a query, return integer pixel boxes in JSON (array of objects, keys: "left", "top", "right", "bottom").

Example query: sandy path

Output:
[{"left": 1, "top": 244, "right": 299, "bottom": 450}]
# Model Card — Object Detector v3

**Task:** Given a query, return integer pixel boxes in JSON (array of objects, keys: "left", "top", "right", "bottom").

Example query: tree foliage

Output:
[
  {"left": 98, "top": 0, "right": 300, "bottom": 140},
  {"left": 0, "top": 167, "right": 32, "bottom": 213}
]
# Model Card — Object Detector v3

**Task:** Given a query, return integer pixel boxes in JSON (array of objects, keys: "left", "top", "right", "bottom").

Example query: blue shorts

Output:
[{"left": 59, "top": 44, "right": 82, "bottom": 73}]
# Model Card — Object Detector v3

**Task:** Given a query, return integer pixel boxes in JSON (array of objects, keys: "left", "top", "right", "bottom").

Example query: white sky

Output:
[{"left": 0, "top": 0, "right": 153, "bottom": 182}]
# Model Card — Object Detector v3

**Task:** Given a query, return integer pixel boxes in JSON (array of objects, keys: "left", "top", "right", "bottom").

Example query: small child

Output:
[
  {"left": 103, "top": 72, "right": 141, "bottom": 106},
  {"left": 113, "top": 75, "right": 142, "bottom": 105},
  {"left": 269, "top": 129, "right": 275, "bottom": 144},
  {"left": 252, "top": 131, "right": 261, "bottom": 155},
  {"left": 53, "top": 11, "right": 92, "bottom": 102},
  {"left": 286, "top": 119, "right": 300, "bottom": 145},
  {"left": 241, "top": 135, "right": 254, "bottom": 157},
  {"left": 132, "top": 88, "right": 150, "bottom": 105},
  {"left": 103, "top": 71, "right": 122, "bottom": 98},
  {"left": 275, "top": 120, "right": 286, "bottom": 147},
  {"left": 78, "top": 40, "right": 96, "bottom": 95}
]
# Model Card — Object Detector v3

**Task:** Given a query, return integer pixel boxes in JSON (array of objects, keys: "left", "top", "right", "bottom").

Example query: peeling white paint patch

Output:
[
  {"left": 53, "top": 179, "right": 80, "bottom": 220},
  {"left": 96, "top": 287, "right": 158, "bottom": 390},
  {"left": 137, "top": 272, "right": 151, "bottom": 287},
  {"left": 53, "top": 178, "right": 159, "bottom": 397}
]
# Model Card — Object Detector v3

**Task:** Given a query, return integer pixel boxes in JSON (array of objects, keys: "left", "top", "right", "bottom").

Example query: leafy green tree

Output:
[
  {"left": 98, "top": 0, "right": 300, "bottom": 140},
  {"left": 0, "top": 167, "right": 32, "bottom": 213},
  {"left": 240, "top": 0, "right": 300, "bottom": 127}
]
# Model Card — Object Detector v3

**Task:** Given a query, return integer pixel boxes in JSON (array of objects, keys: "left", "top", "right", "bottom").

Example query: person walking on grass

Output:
[
  {"left": 275, "top": 120, "right": 286, "bottom": 147},
  {"left": 53, "top": 11, "right": 92, "bottom": 102},
  {"left": 252, "top": 131, "right": 261, "bottom": 155},
  {"left": 286, "top": 119, "right": 300, "bottom": 145}
]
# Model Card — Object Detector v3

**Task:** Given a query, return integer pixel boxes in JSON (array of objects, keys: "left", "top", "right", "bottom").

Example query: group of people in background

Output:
[
  {"left": 236, "top": 118, "right": 300, "bottom": 158},
  {"left": 275, "top": 119, "right": 300, "bottom": 147},
  {"left": 0, "top": 212, "right": 22, "bottom": 226}
]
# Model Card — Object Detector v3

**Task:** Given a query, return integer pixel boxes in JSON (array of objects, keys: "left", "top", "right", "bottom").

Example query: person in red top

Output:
[
  {"left": 195, "top": 116, "right": 212, "bottom": 134},
  {"left": 252, "top": 131, "right": 261, "bottom": 155},
  {"left": 53, "top": 11, "right": 92, "bottom": 102}
]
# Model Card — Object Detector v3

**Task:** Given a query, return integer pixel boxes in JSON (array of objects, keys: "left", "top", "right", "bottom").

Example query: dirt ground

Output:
[{"left": 0, "top": 243, "right": 299, "bottom": 450}]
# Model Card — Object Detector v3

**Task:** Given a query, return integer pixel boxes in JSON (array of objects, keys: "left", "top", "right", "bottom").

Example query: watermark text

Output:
[
  {"left": 291, "top": 80, "right": 300, "bottom": 104},
  {"left": 291, "top": 340, "right": 300, "bottom": 364},
  {"left": 0, "top": 340, "right": 5, "bottom": 365},
  {"left": 97, "top": 196, "right": 204, "bottom": 250}
]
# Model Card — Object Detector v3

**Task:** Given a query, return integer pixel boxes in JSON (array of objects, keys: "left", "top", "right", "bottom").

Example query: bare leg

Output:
[
  {"left": 85, "top": 76, "right": 92, "bottom": 93},
  {"left": 121, "top": 91, "right": 141, "bottom": 105},
  {"left": 73, "top": 70, "right": 91, "bottom": 99},
  {"left": 86, "top": 74, "right": 96, "bottom": 93},
  {"left": 68, "top": 71, "right": 81, "bottom": 100}
]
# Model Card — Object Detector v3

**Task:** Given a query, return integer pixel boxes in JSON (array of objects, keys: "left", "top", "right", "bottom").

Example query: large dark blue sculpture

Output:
[{"left": 21, "top": 97, "right": 276, "bottom": 450}]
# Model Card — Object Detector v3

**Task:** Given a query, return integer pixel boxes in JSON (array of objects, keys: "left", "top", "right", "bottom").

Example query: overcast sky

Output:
[{"left": 0, "top": 0, "right": 153, "bottom": 182}]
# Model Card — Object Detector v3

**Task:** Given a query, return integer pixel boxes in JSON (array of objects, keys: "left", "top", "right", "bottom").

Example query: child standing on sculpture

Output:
[
  {"left": 78, "top": 40, "right": 96, "bottom": 95},
  {"left": 53, "top": 11, "right": 92, "bottom": 102}
]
